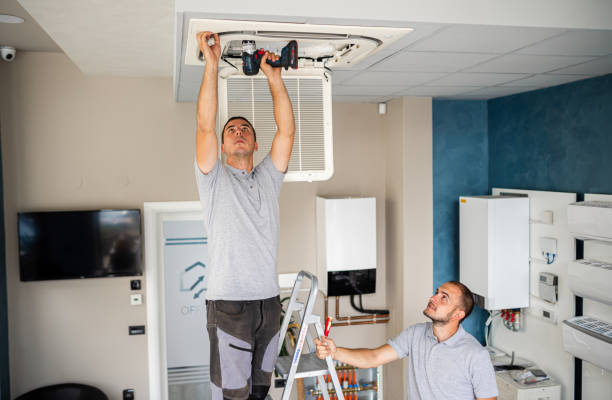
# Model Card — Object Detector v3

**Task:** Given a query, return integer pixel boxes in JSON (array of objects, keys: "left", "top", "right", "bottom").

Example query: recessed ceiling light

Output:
[{"left": 0, "top": 14, "right": 25, "bottom": 24}]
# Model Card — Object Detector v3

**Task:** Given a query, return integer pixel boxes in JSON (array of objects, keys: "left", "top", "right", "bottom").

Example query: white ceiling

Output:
[
  {"left": 0, "top": 0, "right": 60, "bottom": 52},
  {"left": 8, "top": 0, "right": 612, "bottom": 101}
]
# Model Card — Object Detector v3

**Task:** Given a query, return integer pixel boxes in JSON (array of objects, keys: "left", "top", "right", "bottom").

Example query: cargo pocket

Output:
[{"left": 217, "top": 327, "right": 253, "bottom": 390}]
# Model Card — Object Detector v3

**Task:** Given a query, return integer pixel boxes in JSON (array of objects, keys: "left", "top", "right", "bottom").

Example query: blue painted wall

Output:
[
  {"left": 433, "top": 73, "right": 612, "bottom": 345},
  {"left": 489, "top": 74, "right": 612, "bottom": 194},
  {"left": 433, "top": 99, "right": 490, "bottom": 343},
  {"left": 0, "top": 132, "right": 9, "bottom": 399}
]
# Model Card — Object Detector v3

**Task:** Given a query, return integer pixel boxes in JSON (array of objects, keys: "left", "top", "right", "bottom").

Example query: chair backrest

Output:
[{"left": 15, "top": 383, "right": 109, "bottom": 400}]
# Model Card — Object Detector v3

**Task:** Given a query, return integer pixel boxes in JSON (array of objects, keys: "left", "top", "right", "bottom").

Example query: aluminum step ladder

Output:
[{"left": 274, "top": 270, "right": 345, "bottom": 400}]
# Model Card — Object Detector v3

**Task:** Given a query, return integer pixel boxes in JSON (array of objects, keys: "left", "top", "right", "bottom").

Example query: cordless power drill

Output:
[{"left": 241, "top": 40, "right": 298, "bottom": 76}]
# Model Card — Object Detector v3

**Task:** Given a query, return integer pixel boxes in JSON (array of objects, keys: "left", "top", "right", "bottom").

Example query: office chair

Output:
[{"left": 15, "top": 383, "right": 109, "bottom": 400}]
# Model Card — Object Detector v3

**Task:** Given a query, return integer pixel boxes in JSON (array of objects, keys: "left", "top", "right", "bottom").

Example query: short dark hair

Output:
[
  {"left": 222, "top": 116, "right": 256, "bottom": 144},
  {"left": 448, "top": 281, "right": 475, "bottom": 322}
]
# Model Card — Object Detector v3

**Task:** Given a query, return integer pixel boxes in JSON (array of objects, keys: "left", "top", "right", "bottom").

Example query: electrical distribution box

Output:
[
  {"left": 316, "top": 196, "right": 376, "bottom": 296},
  {"left": 459, "top": 196, "right": 530, "bottom": 310}
]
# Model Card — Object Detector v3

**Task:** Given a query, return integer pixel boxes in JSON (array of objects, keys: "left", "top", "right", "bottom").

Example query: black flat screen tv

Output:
[{"left": 18, "top": 209, "right": 142, "bottom": 281}]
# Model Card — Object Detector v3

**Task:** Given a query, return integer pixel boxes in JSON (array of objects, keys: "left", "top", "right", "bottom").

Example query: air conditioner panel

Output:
[
  {"left": 219, "top": 71, "right": 333, "bottom": 182},
  {"left": 186, "top": 19, "right": 412, "bottom": 71}
]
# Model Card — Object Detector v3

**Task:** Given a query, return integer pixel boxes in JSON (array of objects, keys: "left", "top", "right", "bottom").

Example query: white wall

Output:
[{"left": 1, "top": 52, "right": 434, "bottom": 399}]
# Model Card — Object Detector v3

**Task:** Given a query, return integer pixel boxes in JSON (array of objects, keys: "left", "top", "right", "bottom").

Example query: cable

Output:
[{"left": 349, "top": 294, "right": 389, "bottom": 315}]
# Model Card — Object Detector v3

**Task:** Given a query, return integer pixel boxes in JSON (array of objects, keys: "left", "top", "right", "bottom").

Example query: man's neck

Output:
[
  {"left": 226, "top": 155, "right": 254, "bottom": 173},
  {"left": 432, "top": 321, "right": 460, "bottom": 342}
]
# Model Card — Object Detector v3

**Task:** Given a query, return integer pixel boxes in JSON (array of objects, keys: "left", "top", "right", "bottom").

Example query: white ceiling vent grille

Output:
[{"left": 219, "top": 72, "right": 333, "bottom": 182}]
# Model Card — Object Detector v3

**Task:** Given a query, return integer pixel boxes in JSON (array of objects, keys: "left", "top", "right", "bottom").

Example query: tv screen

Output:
[{"left": 18, "top": 209, "right": 142, "bottom": 281}]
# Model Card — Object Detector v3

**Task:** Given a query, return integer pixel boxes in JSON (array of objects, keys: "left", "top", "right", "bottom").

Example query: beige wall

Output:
[
  {"left": 381, "top": 97, "right": 433, "bottom": 399},
  {"left": 2, "top": 52, "right": 433, "bottom": 399},
  {"left": 2, "top": 52, "right": 196, "bottom": 399}
]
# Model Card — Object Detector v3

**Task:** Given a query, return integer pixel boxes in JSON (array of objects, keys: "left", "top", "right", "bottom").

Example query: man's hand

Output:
[
  {"left": 260, "top": 51, "right": 282, "bottom": 81},
  {"left": 197, "top": 31, "right": 221, "bottom": 66},
  {"left": 314, "top": 337, "right": 337, "bottom": 360}
]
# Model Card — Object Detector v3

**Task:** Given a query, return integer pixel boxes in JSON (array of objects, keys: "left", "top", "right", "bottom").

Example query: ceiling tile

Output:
[
  {"left": 499, "top": 74, "right": 592, "bottom": 87},
  {"left": 370, "top": 51, "right": 497, "bottom": 72},
  {"left": 459, "top": 86, "right": 541, "bottom": 99},
  {"left": 329, "top": 70, "right": 362, "bottom": 84},
  {"left": 467, "top": 54, "right": 595, "bottom": 73},
  {"left": 551, "top": 55, "right": 612, "bottom": 75},
  {"left": 383, "top": 22, "right": 447, "bottom": 51},
  {"left": 396, "top": 86, "right": 481, "bottom": 97},
  {"left": 342, "top": 71, "right": 445, "bottom": 86},
  {"left": 517, "top": 30, "right": 612, "bottom": 57},
  {"left": 430, "top": 72, "right": 530, "bottom": 86},
  {"left": 352, "top": 49, "right": 396, "bottom": 70},
  {"left": 332, "top": 95, "right": 388, "bottom": 103},
  {"left": 409, "top": 25, "right": 564, "bottom": 54},
  {"left": 332, "top": 85, "right": 397, "bottom": 96}
]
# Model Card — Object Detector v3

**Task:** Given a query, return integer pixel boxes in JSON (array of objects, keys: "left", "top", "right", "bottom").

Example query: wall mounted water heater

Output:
[
  {"left": 460, "top": 195, "right": 530, "bottom": 310},
  {"left": 316, "top": 196, "right": 376, "bottom": 296}
]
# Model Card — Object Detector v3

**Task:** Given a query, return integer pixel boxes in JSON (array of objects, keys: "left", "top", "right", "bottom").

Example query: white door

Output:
[{"left": 145, "top": 202, "right": 211, "bottom": 400}]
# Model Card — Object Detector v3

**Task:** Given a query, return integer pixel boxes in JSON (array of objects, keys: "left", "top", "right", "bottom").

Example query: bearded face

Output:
[{"left": 423, "top": 283, "right": 465, "bottom": 325}]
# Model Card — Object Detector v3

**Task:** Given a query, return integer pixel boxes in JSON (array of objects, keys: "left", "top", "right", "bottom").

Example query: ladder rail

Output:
[
  {"left": 278, "top": 273, "right": 302, "bottom": 355},
  {"left": 282, "top": 271, "right": 320, "bottom": 399},
  {"left": 277, "top": 270, "right": 345, "bottom": 400}
]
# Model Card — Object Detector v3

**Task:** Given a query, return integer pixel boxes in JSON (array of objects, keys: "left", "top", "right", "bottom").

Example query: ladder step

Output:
[{"left": 275, "top": 353, "right": 330, "bottom": 379}]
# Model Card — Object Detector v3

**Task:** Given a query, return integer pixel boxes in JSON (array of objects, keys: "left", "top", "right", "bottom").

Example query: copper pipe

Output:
[
  {"left": 334, "top": 297, "right": 389, "bottom": 321},
  {"left": 333, "top": 318, "right": 389, "bottom": 327}
]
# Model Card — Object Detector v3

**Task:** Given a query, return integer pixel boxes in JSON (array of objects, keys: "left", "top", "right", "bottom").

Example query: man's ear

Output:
[
  {"left": 453, "top": 309, "right": 466, "bottom": 322},
  {"left": 221, "top": 143, "right": 226, "bottom": 154},
  {"left": 254, "top": 142, "right": 259, "bottom": 152}
]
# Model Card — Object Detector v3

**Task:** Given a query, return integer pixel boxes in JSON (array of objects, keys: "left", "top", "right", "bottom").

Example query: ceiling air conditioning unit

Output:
[{"left": 184, "top": 19, "right": 411, "bottom": 182}]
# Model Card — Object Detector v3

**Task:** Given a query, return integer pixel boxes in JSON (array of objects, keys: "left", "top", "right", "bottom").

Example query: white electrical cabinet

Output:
[
  {"left": 460, "top": 196, "right": 530, "bottom": 310},
  {"left": 496, "top": 372, "right": 561, "bottom": 400},
  {"left": 316, "top": 196, "right": 377, "bottom": 296}
]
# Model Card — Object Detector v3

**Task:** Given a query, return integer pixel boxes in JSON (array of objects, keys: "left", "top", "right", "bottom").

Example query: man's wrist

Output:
[
  {"left": 205, "top": 61, "right": 219, "bottom": 71},
  {"left": 267, "top": 75, "right": 283, "bottom": 85}
]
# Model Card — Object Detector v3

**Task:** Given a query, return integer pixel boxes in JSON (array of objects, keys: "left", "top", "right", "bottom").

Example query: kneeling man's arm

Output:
[{"left": 314, "top": 337, "right": 398, "bottom": 369}]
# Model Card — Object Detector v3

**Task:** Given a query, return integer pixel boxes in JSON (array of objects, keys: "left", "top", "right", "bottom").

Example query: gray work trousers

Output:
[{"left": 206, "top": 296, "right": 281, "bottom": 400}]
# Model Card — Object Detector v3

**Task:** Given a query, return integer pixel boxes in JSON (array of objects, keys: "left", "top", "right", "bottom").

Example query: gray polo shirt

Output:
[
  {"left": 388, "top": 322, "right": 498, "bottom": 400},
  {"left": 195, "top": 154, "right": 285, "bottom": 300}
]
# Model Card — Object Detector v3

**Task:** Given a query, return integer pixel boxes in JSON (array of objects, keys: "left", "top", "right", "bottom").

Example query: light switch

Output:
[{"left": 130, "top": 294, "right": 143, "bottom": 306}]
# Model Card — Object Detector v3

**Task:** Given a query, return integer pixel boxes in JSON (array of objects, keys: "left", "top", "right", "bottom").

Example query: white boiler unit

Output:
[
  {"left": 460, "top": 196, "right": 530, "bottom": 310},
  {"left": 316, "top": 196, "right": 376, "bottom": 296}
]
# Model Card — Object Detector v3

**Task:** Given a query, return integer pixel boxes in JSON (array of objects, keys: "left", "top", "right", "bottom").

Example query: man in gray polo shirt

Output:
[
  {"left": 194, "top": 31, "right": 295, "bottom": 400},
  {"left": 315, "top": 281, "right": 498, "bottom": 400}
]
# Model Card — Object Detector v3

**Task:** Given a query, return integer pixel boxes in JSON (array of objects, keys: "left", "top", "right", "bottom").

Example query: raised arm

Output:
[
  {"left": 195, "top": 32, "right": 221, "bottom": 174},
  {"left": 260, "top": 51, "right": 295, "bottom": 173},
  {"left": 314, "top": 337, "right": 398, "bottom": 369}
]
